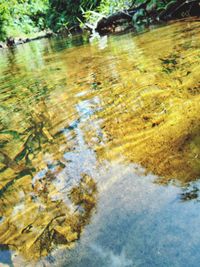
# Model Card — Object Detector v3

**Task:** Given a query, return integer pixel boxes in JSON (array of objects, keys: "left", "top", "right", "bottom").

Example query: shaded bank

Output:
[
  {"left": 1, "top": 0, "right": 200, "bottom": 49},
  {"left": 0, "top": 0, "right": 99, "bottom": 48},
  {"left": 94, "top": 0, "right": 200, "bottom": 34}
]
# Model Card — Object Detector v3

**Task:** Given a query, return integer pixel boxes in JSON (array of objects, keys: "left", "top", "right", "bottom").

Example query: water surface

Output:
[{"left": 0, "top": 19, "right": 200, "bottom": 266}]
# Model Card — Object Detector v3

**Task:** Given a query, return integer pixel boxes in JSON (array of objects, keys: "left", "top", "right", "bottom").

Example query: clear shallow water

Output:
[{"left": 0, "top": 19, "right": 200, "bottom": 266}]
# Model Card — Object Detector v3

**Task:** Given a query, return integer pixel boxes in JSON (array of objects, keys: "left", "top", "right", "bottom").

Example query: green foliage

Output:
[
  {"left": 96, "top": 0, "right": 133, "bottom": 15},
  {"left": 0, "top": 0, "right": 101, "bottom": 39},
  {"left": 0, "top": 0, "right": 49, "bottom": 41},
  {"left": 47, "top": 0, "right": 100, "bottom": 32},
  {"left": 0, "top": 0, "right": 192, "bottom": 41},
  {"left": 82, "top": 0, "right": 184, "bottom": 30},
  {"left": 81, "top": 0, "right": 134, "bottom": 29}
]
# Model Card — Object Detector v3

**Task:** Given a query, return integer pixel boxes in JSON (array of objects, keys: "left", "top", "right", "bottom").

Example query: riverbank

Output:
[
  {"left": 91, "top": 0, "right": 200, "bottom": 34},
  {"left": 0, "top": 31, "right": 55, "bottom": 49},
  {"left": 0, "top": 0, "right": 199, "bottom": 49}
]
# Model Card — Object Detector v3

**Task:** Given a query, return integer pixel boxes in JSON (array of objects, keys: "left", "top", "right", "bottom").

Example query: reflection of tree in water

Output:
[
  {"left": 0, "top": 97, "right": 97, "bottom": 261},
  {"left": 3, "top": 48, "right": 21, "bottom": 76}
]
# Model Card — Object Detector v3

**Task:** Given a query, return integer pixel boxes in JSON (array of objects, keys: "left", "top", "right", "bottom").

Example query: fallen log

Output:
[{"left": 0, "top": 32, "right": 55, "bottom": 49}]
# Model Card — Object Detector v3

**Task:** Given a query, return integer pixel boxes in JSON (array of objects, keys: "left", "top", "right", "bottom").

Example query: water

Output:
[{"left": 0, "top": 19, "right": 200, "bottom": 266}]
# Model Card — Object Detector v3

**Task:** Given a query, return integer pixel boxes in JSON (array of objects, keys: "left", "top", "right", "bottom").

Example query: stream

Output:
[{"left": 0, "top": 18, "right": 200, "bottom": 267}]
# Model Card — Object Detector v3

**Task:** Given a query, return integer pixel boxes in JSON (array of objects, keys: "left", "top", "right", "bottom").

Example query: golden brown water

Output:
[{"left": 0, "top": 19, "right": 200, "bottom": 265}]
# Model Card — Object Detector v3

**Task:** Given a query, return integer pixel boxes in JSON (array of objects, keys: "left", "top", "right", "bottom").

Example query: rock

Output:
[
  {"left": 6, "top": 37, "right": 15, "bottom": 47},
  {"left": 0, "top": 42, "right": 5, "bottom": 49}
]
